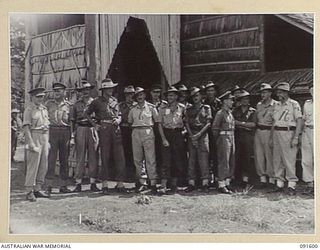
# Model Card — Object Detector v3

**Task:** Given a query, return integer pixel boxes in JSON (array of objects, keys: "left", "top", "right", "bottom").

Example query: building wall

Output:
[{"left": 181, "top": 14, "right": 264, "bottom": 87}]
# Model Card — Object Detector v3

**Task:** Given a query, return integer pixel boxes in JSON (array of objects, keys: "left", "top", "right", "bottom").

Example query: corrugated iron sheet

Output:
[{"left": 99, "top": 14, "right": 180, "bottom": 86}]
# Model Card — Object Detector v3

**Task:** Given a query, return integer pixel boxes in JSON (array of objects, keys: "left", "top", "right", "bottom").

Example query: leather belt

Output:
[
  {"left": 50, "top": 126, "right": 69, "bottom": 129},
  {"left": 257, "top": 124, "right": 272, "bottom": 130},
  {"left": 31, "top": 129, "right": 48, "bottom": 134},
  {"left": 274, "top": 126, "right": 296, "bottom": 131},
  {"left": 164, "top": 127, "right": 183, "bottom": 131},
  {"left": 220, "top": 131, "right": 234, "bottom": 135},
  {"left": 132, "top": 126, "right": 153, "bottom": 129}
]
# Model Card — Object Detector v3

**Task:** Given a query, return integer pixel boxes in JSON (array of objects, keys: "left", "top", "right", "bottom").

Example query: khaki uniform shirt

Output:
[
  {"left": 23, "top": 103, "right": 50, "bottom": 130},
  {"left": 273, "top": 98, "right": 302, "bottom": 127},
  {"left": 119, "top": 101, "right": 137, "bottom": 126},
  {"left": 46, "top": 99, "right": 71, "bottom": 127},
  {"left": 87, "top": 96, "right": 121, "bottom": 122},
  {"left": 303, "top": 99, "right": 313, "bottom": 126},
  {"left": 128, "top": 101, "right": 159, "bottom": 127},
  {"left": 70, "top": 97, "right": 94, "bottom": 125},
  {"left": 185, "top": 104, "right": 212, "bottom": 132},
  {"left": 159, "top": 102, "right": 185, "bottom": 129},
  {"left": 212, "top": 109, "right": 235, "bottom": 131},
  {"left": 255, "top": 99, "right": 278, "bottom": 126}
]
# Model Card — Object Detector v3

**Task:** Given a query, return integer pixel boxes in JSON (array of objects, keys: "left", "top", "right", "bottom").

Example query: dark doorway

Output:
[{"left": 108, "top": 17, "right": 165, "bottom": 101}]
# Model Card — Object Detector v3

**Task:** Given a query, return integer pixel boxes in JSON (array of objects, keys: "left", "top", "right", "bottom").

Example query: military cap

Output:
[
  {"left": 190, "top": 87, "right": 201, "bottom": 97},
  {"left": 124, "top": 85, "right": 135, "bottom": 94},
  {"left": 219, "top": 91, "right": 234, "bottom": 101},
  {"left": 231, "top": 84, "right": 244, "bottom": 94},
  {"left": 99, "top": 78, "right": 118, "bottom": 90},
  {"left": 274, "top": 82, "right": 290, "bottom": 92},
  {"left": 29, "top": 87, "right": 46, "bottom": 97},
  {"left": 78, "top": 80, "right": 94, "bottom": 91},
  {"left": 178, "top": 84, "right": 189, "bottom": 92},
  {"left": 134, "top": 87, "right": 146, "bottom": 97},
  {"left": 150, "top": 84, "right": 162, "bottom": 92},
  {"left": 164, "top": 86, "right": 179, "bottom": 95},
  {"left": 205, "top": 81, "right": 218, "bottom": 90},
  {"left": 52, "top": 82, "right": 67, "bottom": 90},
  {"left": 11, "top": 108, "right": 20, "bottom": 113},
  {"left": 237, "top": 90, "right": 250, "bottom": 99},
  {"left": 258, "top": 83, "right": 272, "bottom": 92}
]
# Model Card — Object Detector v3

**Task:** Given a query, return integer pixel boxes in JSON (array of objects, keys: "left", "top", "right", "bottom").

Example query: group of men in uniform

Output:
[{"left": 21, "top": 78, "right": 314, "bottom": 201}]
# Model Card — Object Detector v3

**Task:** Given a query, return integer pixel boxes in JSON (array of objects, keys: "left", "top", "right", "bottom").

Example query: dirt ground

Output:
[{"left": 9, "top": 146, "right": 314, "bottom": 234}]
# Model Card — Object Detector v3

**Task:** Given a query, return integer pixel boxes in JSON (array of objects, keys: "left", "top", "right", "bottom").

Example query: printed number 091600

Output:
[{"left": 300, "top": 244, "right": 318, "bottom": 248}]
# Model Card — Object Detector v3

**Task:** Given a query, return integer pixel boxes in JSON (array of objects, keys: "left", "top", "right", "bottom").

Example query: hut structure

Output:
[
  {"left": 180, "top": 14, "right": 313, "bottom": 105},
  {"left": 24, "top": 14, "right": 181, "bottom": 102}
]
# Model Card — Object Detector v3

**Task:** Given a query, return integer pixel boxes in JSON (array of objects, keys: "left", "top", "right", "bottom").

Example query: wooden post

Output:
[
  {"left": 24, "top": 15, "right": 36, "bottom": 107},
  {"left": 259, "top": 15, "right": 266, "bottom": 74}
]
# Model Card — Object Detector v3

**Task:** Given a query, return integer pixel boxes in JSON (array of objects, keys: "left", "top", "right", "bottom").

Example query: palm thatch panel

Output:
[
  {"left": 182, "top": 48, "right": 260, "bottom": 65},
  {"left": 182, "top": 30, "right": 260, "bottom": 51},
  {"left": 182, "top": 15, "right": 260, "bottom": 40}
]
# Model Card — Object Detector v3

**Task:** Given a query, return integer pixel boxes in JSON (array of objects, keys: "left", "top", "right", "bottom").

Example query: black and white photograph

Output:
[{"left": 9, "top": 13, "right": 314, "bottom": 235}]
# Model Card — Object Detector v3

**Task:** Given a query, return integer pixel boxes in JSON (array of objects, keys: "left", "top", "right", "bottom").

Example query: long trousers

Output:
[
  {"left": 132, "top": 127, "right": 158, "bottom": 184},
  {"left": 161, "top": 128, "right": 187, "bottom": 181},
  {"left": 99, "top": 123, "right": 126, "bottom": 182},
  {"left": 25, "top": 131, "right": 49, "bottom": 192},
  {"left": 46, "top": 127, "right": 70, "bottom": 186},
  {"left": 187, "top": 133, "right": 210, "bottom": 181},
  {"left": 74, "top": 126, "right": 98, "bottom": 180},
  {"left": 235, "top": 131, "right": 255, "bottom": 182},
  {"left": 254, "top": 129, "right": 274, "bottom": 180},
  {"left": 120, "top": 126, "right": 136, "bottom": 182},
  {"left": 301, "top": 127, "right": 314, "bottom": 183},
  {"left": 216, "top": 134, "right": 235, "bottom": 181},
  {"left": 273, "top": 130, "right": 298, "bottom": 188}
]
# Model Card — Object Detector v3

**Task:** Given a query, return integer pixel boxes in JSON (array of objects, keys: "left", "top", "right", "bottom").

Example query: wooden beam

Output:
[
  {"left": 183, "top": 60, "right": 260, "bottom": 68},
  {"left": 182, "top": 15, "right": 230, "bottom": 25},
  {"left": 32, "top": 66, "right": 87, "bottom": 75},
  {"left": 184, "top": 69, "right": 261, "bottom": 76},
  {"left": 182, "top": 27, "right": 259, "bottom": 43},
  {"left": 30, "top": 45, "right": 85, "bottom": 58},
  {"left": 182, "top": 46, "right": 260, "bottom": 54}
]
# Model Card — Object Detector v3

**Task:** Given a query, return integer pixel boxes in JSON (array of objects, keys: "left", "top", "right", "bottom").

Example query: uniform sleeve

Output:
[
  {"left": 22, "top": 107, "right": 32, "bottom": 126},
  {"left": 128, "top": 109, "right": 133, "bottom": 124},
  {"left": 86, "top": 99, "right": 96, "bottom": 115},
  {"left": 152, "top": 106, "right": 160, "bottom": 123},
  {"left": 292, "top": 101, "right": 302, "bottom": 120},
  {"left": 69, "top": 104, "right": 76, "bottom": 121},
  {"left": 302, "top": 102, "right": 307, "bottom": 121},
  {"left": 212, "top": 111, "right": 223, "bottom": 130},
  {"left": 158, "top": 108, "right": 164, "bottom": 123},
  {"left": 206, "top": 106, "right": 213, "bottom": 122}
]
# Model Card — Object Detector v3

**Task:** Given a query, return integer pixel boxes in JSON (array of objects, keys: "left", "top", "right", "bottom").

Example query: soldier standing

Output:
[
  {"left": 149, "top": 84, "right": 166, "bottom": 181},
  {"left": 70, "top": 80, "right": 100, "bottom": 192},
  {"left": 11, "top": 108, "right": 22, "bottom": 162},
  {"left": 254, "top": 83, "right": 278, "bottom": 188},
  {"left": 212, "top": 91, "right": 235, "bottom": 194},
  {"left": 45, "top": 82, "right": 72, "bottom": 194},
  {"left": 158, "top": 86, "right": 187, "bottom": 194},
  {"left": 185, "top": 87, "right": 212, "bottom": 193},
  {"left": 128, "top": 87, "right": 159, "bottom": 194},
  {"left": 269, "top": 82, "right": 303, "bottom": 196},
  {"left": 203, "top": 81, "right": 221, "bottom": 184},
  {"left": 119, "top": 85, "right": 137, "bottom": 183},
  {"left": 233, "top": 90, "right": 256, "bottom": 188},
  {"left": 301, "top": 84, "right": 314, "bottom": 195},
  {"left": 85, "top": 78, "right": 127, "bottom": 194},
  {"left": 23, "top": 87, "right": 50, "bottom": 201}
]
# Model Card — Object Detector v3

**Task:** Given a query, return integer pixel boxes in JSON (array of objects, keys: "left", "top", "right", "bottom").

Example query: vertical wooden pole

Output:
[{"left": 259, "top": 15, "right": 266, "bottom": 75}]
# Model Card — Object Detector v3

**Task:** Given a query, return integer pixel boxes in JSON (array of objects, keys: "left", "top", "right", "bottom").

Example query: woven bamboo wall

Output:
[{"left": 181, "top": 14, "right": 263, "bottom": 86}]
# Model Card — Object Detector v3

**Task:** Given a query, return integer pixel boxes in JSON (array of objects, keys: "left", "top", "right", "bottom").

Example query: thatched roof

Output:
[
  {"left": 243, "top": 68, "right": 313, "bottom": 94},
  {"left": 276, "top": 14, "right": 314, "bottom": 34}
]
